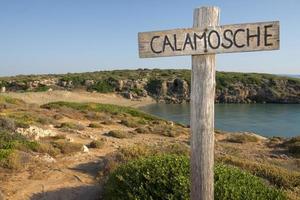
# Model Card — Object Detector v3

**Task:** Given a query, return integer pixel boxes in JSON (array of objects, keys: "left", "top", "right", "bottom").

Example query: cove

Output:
[{"left": 140, "top": 103, "right": 300, "bottom": 137}]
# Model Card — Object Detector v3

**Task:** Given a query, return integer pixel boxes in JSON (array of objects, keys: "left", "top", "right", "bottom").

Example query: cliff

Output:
[{"left": 0, "top": 69, "right": 299, "bottom": 104}]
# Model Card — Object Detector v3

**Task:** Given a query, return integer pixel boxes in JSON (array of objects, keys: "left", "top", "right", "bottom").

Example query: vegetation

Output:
[
  {"left": 1, "top": 69, "right": 299, "bottom": 91},
  {"left": 89, "top": 139, "right": 105, "bottom": 149},
  {"left": 56, "top": 122, "right": 85, "bottom": 131},
  {"left": 99, "top": 144, "right": 189, "bottom": 177},
  {"left": 104, "top": 155, "right": 285, "bottom": 200},
  {"left": 226, "top": 133, "right": 260, "bottom": 143},
  {"left": 42, "top": 101, "right": 161, "bottom": 121},
  {"left": 283, "top": 136, "right": 300, "bottom": 157},
  {"left": 88, "top": 122, "right": 103, "bottom": 128},
  {"left": 87, "top": 80, "right": 114, "bottom": 93},
  {"left": 217, "top": 155, "right": 300, "bottom": 189},
  {"left": 106, "top": 130, "right": 132, "bottom": 139},
  {"left": 51, "top": 140, "right": 83, "bottom": 154}
]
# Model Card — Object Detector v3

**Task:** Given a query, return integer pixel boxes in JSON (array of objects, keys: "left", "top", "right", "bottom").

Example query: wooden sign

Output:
[
  {"left": 139, "top": 21, "right": 279, "bottom": 58},
  {"left": 138, "top": 6, "right": 280, "bottom": 200}
]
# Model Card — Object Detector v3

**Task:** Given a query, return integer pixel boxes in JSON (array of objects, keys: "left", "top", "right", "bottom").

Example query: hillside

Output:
[
  {"left": 0, "top": 69, "right": 300, "bottom": 104},
  {"left": 0, "top": 95, "right": 299, "bottom": 199}
]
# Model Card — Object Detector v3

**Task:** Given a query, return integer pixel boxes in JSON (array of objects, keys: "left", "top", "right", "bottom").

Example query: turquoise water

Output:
[{"left": 140, "top": 104, "right": 300, "bottom": 137}]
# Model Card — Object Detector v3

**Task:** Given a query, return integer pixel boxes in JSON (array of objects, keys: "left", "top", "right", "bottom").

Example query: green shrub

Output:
[
  {"left": 88, "top": 80, "right": 114, "bottom": 93},
  {"left": 100, "top": 143, "right": 190, "bottom": 178},
  {"left": 34, "top": 85, "right": 50, "bottom": 92},
  {"left": 104, "top": 155, "right": 285, "bottom": 200}
]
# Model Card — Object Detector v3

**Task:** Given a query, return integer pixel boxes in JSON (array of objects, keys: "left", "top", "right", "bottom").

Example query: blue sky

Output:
[{"left": 0, "top": 0, "right": 299, "bottom": 76}]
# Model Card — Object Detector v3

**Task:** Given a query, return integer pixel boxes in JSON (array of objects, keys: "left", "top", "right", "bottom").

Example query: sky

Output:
[{"left": 0, "top": 0, "right": 299, "bottom": 76}]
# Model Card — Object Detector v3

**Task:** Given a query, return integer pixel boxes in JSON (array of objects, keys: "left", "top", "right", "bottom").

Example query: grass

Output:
[
  {"left": 217, "top": 155, "right": 300, "bottom": 189},
  {"left": 42, "top": 101, "right": 161, "bottom": 121},
  {"left": 0, "top": 95, "right": 25, "bottom": 106}
]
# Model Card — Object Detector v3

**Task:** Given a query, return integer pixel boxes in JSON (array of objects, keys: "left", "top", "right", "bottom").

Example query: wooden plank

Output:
[
  {"left": 138, "top": 21, "right": 279, "bottom": 58},
  {"left": 190, "top": 6, "right": 218, "bottom": 200}
]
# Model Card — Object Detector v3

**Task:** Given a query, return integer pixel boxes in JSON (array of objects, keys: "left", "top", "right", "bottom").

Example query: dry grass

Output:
[{"left": 51, "top": 140, "right": 83, "bottom": 154}]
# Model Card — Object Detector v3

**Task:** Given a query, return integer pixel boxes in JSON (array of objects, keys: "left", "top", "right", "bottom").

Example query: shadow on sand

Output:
[{"left": 30, "top": 185, "right": 102, "bottom": 200}]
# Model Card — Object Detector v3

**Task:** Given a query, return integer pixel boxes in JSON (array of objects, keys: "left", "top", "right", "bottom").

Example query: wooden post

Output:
[
  {"left": 190, "top": 6, "right": 220, "bottom": 200},
  {"left": 138, "top": 6, "right": 279, "bottom": 200}
]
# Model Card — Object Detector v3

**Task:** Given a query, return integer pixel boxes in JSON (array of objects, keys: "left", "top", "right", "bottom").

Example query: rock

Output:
[
  {"left": 84, "top": 80, "right": 95, "bottom": 87},
  {"left": 166, "top": 121, "right": 174, "bottom": 126},
  {"left": 243, "top": 132, "right": 267, "bottom": 140},
  {"left": 279, "top": 154, "right": 289, "bottom": 160},
  {"left": 122, "top": 91, "right": 133, "bottom": 100},
  {"left": 16, "top": 126, "right": 57, "bottom": 140},
  {"left": 39, "top": 154, "right": 56, "bottom": 163},
  {"left": 0, "top": 86, "right": 6, "bottom": 93},
  {"left": 66, "top": 137, "right": 74, "bottom": 142},
  {"left": 82, "top": 145, "right": 89, "bottom": 153}
]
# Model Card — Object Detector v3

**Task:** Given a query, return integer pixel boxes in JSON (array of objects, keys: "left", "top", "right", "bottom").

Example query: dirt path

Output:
[
  {"left": 0, "top": 90, "right": 155, "bottom": 108},
  {"left": 0, "top": 131, "right": 185, "bottom": 200}
]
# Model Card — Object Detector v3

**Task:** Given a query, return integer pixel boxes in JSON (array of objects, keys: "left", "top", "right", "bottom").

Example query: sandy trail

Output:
[
  {"left": 0, "top": 129, "right": 186, "bottom": 200},
  {"left": 1, "top": 90, "right": 155, "bottom": 108}
]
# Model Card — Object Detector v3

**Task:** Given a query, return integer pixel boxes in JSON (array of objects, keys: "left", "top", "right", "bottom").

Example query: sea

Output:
[{"left": 140, "top": 103, "right": 300, "bottom": 137}]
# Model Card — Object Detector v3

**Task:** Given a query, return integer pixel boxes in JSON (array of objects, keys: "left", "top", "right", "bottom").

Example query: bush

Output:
[
  {"left": 283, "top": 137, "right": 300, "bottom": 156},
  {"left": 0, "top": 116, "right": 16, "bottom": 131},
  {"left": 119, "top": 119, "right": 139, "bottom": 128},
  {"left": 104, "top": 155, "right": 285, "bottom": 200},
  {"left": 88, "top": 80, "right": 114, "bottom": 93},
  {"left": 106, "top": 130, "right": 132, "bottom": 139},
  {"left": 56, "top": 122, "right": 85, "bottom": 131},
  {"left": 226, "top": 133, "right": 259, "bottom": 143},
  {"left": 88, "top": 123, "right": 103, "bottom": 128},
  {"left": 51, "top": 140, "right": 82, "bottom": 154},
  {"left": 0, "top": 150, "right": 22, "bottom": 169},
  {"left": 218, "top": 155, "right": 300, "bottom": 188},
  {"left": 89, "top": 140, "right": 105, "bottom": 149}
]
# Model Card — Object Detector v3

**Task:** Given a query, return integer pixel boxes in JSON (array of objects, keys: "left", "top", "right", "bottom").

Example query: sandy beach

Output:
[{"left": 0, "top": 90, "right": 156, "bottom": 108}]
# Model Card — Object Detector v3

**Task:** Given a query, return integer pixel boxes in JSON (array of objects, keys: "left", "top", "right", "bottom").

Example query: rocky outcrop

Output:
[
  {"left": 0, "top": 70, "right": 299, "bottom": 104},
  {"left": 215, "top": 79, "right": 300, "bottom": 103},
  {"left": 16, "top": 126, "right": 57, "bottom": 140}
]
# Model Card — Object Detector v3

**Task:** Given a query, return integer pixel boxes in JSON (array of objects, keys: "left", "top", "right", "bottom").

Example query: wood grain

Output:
[
  {"left": 138, "top": 21, "right": 279, "bottom": 58},
  {"left": 190, "top": 6, "right": 219, "bottom": 200}
]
